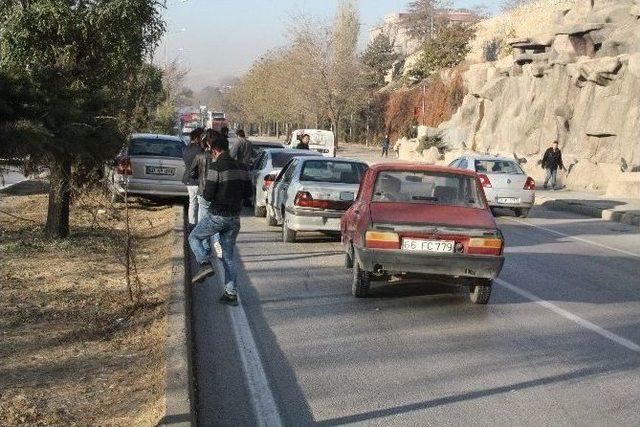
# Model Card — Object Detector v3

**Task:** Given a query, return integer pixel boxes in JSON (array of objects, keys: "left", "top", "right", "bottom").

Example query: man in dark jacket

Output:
[
  {"left": 541, "top": 141, "right": 566, "bottom": 190},
  {"left": 188, "top": 135, "right": 251, "bottom": 306},
  {"left": 230, "top": 129, "right": 252, "bottom": 167},
  {"left": 182, "top": 128, "right": 204, "bottom": 226}
]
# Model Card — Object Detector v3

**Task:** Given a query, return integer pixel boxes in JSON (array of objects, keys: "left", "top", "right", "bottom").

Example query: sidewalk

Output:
[{"left": 536, "top": 188, "right": 640, "bottom": 226}]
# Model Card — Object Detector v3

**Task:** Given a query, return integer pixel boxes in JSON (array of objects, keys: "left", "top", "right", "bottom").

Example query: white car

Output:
[
  {"left": 266, "top": 157, "right": 368, "bottom": 242},
  {"left": 287, "top": 129, "right": 336, "bottom": 157},
  {"left": 249, "top": 148, "right": 321, "bottom": 217},
  {"left": 449, "top": 155, "right": 535, "bottom": 217}
]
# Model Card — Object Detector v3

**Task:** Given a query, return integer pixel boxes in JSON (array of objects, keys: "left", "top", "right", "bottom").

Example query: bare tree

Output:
[{"left": 401, "top": 0, "right": 452, "bottom": 42}]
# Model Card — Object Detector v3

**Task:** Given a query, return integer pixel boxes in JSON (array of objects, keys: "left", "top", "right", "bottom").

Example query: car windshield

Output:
[
  {"left": 300, "top": 160, "right": 367, "bottom": 184},
  {"left": 475, "top": 159, "right": 523, "bottom": 174},
  {"left": 372, "top": 171, "right": 485, "bottom": 208},
  {"left": 129, "top": 138, "right": 183, "bottom": 158},
  {"left": 271, "top": 151, "right": 315, "bottom": 168}
]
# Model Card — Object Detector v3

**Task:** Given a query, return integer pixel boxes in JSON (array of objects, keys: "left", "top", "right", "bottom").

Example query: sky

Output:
[{"left": 160, "top": 0, "right": 499, "bottom": 90}]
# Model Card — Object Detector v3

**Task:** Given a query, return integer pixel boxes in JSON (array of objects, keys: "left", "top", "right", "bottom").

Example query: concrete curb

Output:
[
  {"left": 161, "top": 206, "right": 194, "bottom": 426},
  {"left": 537, "top": 196, "right": 640, "bottom": 227}
]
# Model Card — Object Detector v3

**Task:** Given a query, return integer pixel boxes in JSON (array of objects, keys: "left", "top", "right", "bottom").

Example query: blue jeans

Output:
[
  {"left": 189, "top": 212, "right": 241, "bottom": 295},
  {"left": 197, "top": 196, "right": 220, "bottom": 255},
  {"left": 544, "top": 168, "right": 558, "bottom": 189}
]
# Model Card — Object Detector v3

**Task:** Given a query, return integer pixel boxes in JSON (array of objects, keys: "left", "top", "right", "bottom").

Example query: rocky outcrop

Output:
[{"left": 438, "top": 0, "right": 640, "bottom": 193}]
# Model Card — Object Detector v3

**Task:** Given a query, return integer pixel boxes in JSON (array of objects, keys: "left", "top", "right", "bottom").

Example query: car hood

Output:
[{"left": 370, "top": 202, "right": 496, "bottom": 229}]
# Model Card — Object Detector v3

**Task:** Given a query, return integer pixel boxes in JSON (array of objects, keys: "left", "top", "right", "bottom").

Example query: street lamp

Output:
[{"left": 409, "top": 76, "right": 426, "bottom": 126}]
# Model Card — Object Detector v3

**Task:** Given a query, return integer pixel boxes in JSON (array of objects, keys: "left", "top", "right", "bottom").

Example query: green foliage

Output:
[
  {"left": 416, "top": 133, "right": 447, "bottom": 154},
  {"left": 410, "top": 24, "right": 475, "bottom": 79},
  {"left": 361, "top": 34, "right": 399, "bottom": 89},
  {"left": 401, "top": 0, "right": 450, "bottom": 42}
]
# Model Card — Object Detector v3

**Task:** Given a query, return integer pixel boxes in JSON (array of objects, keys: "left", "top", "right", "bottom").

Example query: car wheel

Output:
[
  {"left": 514, "top": 208, "right": 530, "bottom": 218},
  {"left": 282, "top": 213, "right": 296, "bottom": 243},
  {"left": 352, "top": 257, "right": 370, "bottom": 298},
  {"left": 344, "top": 245, "right": 353, "bottom": 269},
  {"left": 490, "top": 208, "right": 498, "bottom": 217},
  {"left": 469, "top": 279, "right": 492, "bottom": 304},
  {"left": 254, "top": 204, "right": 267, "bottom": 218}
]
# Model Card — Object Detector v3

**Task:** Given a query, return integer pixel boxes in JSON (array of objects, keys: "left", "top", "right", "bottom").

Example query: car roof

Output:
[
  {"left": 462, "top": 155, "right": 517, "bottom": 162},
  {"left": 368, "top": 162, "right": 478, "bottom": 177},
  {"left": 298, "top": 156, "right": 367, "bottom": 164},
  {"left": 131, "top": 133, "right": 183, "bottom": 142},
  {"left": 250, "top": 140, "right": 283, "bottom": 146}
]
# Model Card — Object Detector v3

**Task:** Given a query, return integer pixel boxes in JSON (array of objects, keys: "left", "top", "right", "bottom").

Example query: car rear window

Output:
[
  {"left": 271, "top": 151, "right": 316, "bottom": 168},
  {"left": 372, "top": 171, "right": 485, "bottom": 208},
  {"left": 475, "top": 160, "right": 523, "bottom": 174},
  {"left": 129, "top": 138, "right": 183, "bottom": 158},
  {"left": 300, "top": 160, "right": 368, "bottom": 184}
]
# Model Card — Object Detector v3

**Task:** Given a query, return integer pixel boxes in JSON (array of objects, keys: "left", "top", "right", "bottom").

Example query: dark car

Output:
[{"left": 340, "top": 163, "right": 505, "bottom": 304}]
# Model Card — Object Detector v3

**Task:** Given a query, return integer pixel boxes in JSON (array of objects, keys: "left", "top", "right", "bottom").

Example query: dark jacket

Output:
[
  {"left": 296, "top": 142, "right": 310, "bottom": 150},
  {"left": 190, "top": 150, "right": 210, "bottom": 195},
  {"left": 202, "top": 151, "right": 251, "bottom": 217},
  {"left": 542, "top": 147, "right": 564, "bottom": 171},
  {"left": 230, "top": 137, "right": 253, "bottom": 166},
  {"left": 182, "top": 144, "right": 203, "bottom": 185}
]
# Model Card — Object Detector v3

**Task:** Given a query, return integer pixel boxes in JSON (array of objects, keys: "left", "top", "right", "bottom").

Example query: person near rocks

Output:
[
  {"left": 182, "top": 127, "right": 204, "bottom": 227},
  {"left": 380, "top": 135, "right": 390, "bottom": 157},
  {"left": 296, "top": 134, "right": 310, "bottom": 150},
  {"left": 188, "top": 135, "right": 251, "bottom": 306},
  {"left": 541, "top": 141, "right": 566, "bottom": 190}
]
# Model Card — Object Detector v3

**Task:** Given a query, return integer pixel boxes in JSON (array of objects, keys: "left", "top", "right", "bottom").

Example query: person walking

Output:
[
  {"left": 188, "top": 135, "right": 251, "bottom": 306},
  {"left": 230, "top": 129, "right": 252, "bottom": 167},
  {"left": 182, "top": 127, "right": 204, "bottom": 227},
  {"left": 541, "top": 141, "right": 566, "bottom": 190},
  {"left": 380, "top": 135, "right": 390, "bottom": 158},
  {"left": 296, "top": 134, "right": 310, "bottom": 150}
]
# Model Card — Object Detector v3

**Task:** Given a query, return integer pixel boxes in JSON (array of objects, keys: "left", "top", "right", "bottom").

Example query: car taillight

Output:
[
  {"left": 365, "top": 230, "right": 400, "bottom": 250},
  {"left": 467, "top": 237, "right": 503, "bottom": 255},
  {"left": 523, "top": 177, "right": 535, "bottom": 190},
  {"left": 478, "top": 174, "right": 492, "bottom": 188},
  {"left": 294, "top": 191, "right": 351, "bottom": 210},
  {"left": 116, "top": 157, "right": 133, "bottom": 175}
]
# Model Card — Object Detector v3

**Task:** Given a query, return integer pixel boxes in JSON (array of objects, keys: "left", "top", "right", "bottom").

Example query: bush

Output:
[{"left": 416, "top": 133, "right": 447, "bottom": 154}]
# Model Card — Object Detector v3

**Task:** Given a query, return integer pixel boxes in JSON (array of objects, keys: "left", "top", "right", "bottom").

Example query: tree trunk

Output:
[{"left": 45, "top": 158, "right": 72, "bottom": 238}]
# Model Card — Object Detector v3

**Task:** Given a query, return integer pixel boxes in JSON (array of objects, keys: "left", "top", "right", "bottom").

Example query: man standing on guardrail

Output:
[{"left": 188, "top": 135, "right": 251, "bottom": 306}]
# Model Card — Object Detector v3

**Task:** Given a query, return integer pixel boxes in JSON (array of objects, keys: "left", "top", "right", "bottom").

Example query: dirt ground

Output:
[{"left": 0, "top": 182, "right": 179, "bottom": 426}]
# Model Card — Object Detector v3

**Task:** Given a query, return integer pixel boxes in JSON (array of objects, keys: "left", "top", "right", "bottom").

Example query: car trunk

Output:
[
  {"left": 129, "top": 156, "right": 185, "bottom": 182},
  {"left": 485, "top": 173, "right": 527, "bottom": 190},
  {"left": 297, "top": 182, "right": 359, "bottom": 211}
]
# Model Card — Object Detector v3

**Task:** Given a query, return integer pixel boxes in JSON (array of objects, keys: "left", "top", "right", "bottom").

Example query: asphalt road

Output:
[
  {"left": 189, "top": 147, "right": 640, "bottom": 426},
  {"left": 0, "top": 166, "right": 26, "bottom": 190}
]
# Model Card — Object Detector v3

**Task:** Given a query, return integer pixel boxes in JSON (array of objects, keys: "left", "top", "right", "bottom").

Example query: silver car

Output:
[
  {"left": 267, "top": 157, "right": 368, "bottom": 242},
  {"left": 250, "top": 149, "right": 322, "bottom": 217},
  {"left": 449, "top": 155, "right": 536, "bottom": 217},
  {"left": 108, "top": 133, "right": 188, "bottom": 201}
]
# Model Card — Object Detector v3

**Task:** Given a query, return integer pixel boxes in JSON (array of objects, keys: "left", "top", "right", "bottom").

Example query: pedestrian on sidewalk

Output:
[
  {"left": 183, "top": 127, "right": 204, "bottom": 227},
  {"left": 541, "top": 141, "right": 566, "bottom": 190},
  {"left": 380, "top": 135, "right": 390, "bottom": 157},
  {"left": 230, "top": 129, "right": 252, "bottom": 168},
  {"left": 188, "top": 135, "right": 251, "bottom": 306}
]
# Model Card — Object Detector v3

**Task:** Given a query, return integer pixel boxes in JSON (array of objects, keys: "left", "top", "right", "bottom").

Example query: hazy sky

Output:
[{"left": 160, "top": 0, "right": 498, "bottom": 90}]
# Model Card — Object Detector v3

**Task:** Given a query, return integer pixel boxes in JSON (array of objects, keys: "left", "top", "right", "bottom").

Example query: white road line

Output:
[
  {"left": 507, "top": 217, "right": 640, "bottom": 259},
  {"left": 496, "top": 278, "right": 640, "bottom": 353},
  {"left": 224, "top": 288, "right": 283, "bottom": 426}
]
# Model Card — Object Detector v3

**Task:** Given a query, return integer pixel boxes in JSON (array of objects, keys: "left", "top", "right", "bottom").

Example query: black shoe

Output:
[
  {"left": 219, "top": 292, "right": 239, "bottom": 306},
  {"left": 192, "top": 264, "right": 215, "bottom": 284}
]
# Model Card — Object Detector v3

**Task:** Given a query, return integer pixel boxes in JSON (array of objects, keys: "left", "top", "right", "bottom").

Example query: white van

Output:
[{"left": 288, "top": 129, "right": 336, "bottom": 157}]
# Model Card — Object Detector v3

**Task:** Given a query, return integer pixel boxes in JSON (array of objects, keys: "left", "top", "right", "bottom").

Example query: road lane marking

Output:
[
  {"left": 506, "top": 217, "right": 640, "bottom": 259},
  {"left": 496, "top": 278, "right": 640, "bottom": 353}
]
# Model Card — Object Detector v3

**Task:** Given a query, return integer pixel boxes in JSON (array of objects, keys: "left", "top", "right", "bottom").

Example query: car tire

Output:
[
  {"left": 490, "top": 208, "right": 498, "bottom": 217},
  {"left": 514, "top": 208, "right": 530, "bottom": 218},
  {"left": 282, "top": 213, "right": 296, "bottom": 243},
  {"left": 469, "top": 280, "right": 492, "bottom": 305},
  {"left": 352, "top": 258, "right": 370, "bottom": 298},
  {"left": 266, "top": 208, "right": 278, "bottom": 226},
  {"left": 254, "top": 204, "right": 267, "bottom": 218},
  {"left": 344, "top": 246, "right": 354, "bottom": 269}
]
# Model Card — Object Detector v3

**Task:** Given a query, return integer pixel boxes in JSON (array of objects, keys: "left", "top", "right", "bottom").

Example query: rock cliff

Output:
[{"left": 437, "top": 0, "right": 640, "bottom": 192}]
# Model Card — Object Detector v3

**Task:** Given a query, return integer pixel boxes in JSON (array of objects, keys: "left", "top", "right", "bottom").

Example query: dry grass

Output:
[{"left": 0, "top": 182, "right": 178, "bottom": 426}]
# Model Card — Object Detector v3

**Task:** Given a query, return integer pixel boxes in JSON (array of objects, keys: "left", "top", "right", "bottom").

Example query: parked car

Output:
[
  {"left": 107, "top": 133, "right": 188, "bottom": 201},
  {"left": 340, "top": 163, "right": 505, "bottom": 304},
  {"left": 245, "top": 140, "right": 285, "bottom": 166},
  {"left": 286, "top": 129, "right": 336, "bottom": 157},
  {"left": 266, "top": 157, "right": 368, "bottom": 242},
  {"left": 449, "top": 155, "right": 535, "bottom": 218},
  {"left": 250, "top": 148, "right": 321, "bottom": 217}
]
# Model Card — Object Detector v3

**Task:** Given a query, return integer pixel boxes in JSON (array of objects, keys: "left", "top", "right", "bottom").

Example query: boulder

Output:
[
  {"left": 565, "top": 159, "right": 610, "bottom": 190},
  {"left": 479, "top": 77, "right": 508, "bottom": 101},
  {"left": 629, "top": 53, "right": 640, "bottom": 78},
  {"left": 420, "top": 147, "right": 441, "bottom": 164},
  {"left": 464, "top": 63, "right": 493, "bottom": 96}
]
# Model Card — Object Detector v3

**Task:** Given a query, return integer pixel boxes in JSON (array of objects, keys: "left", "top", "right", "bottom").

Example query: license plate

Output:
[
  {"left": 339, "top": 191, "right": 354, "bottom": 201},
  {"left": 402, "top": 239, "right": 455, "bottom": 253},
  {"left": 146, "top": 166, "right": 175, "bottom": 176},
  {"left": 497, "top": 197, "right": 520, "bottom": 204}
]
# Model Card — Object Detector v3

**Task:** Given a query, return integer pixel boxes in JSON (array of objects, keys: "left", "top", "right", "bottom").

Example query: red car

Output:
[{"left": 341, "top": 163, "right": 505, "bottom": 304}]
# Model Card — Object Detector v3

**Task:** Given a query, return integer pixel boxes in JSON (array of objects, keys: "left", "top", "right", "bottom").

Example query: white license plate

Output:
[
  {"left": 402, "top": 239, "right": 455, "bottom": 253},
  {"left": 146, "top": 166, "right": 175, "bottom": 176},
  {"left": 497, "top": 197, "right": 520, "bottom": 204}
]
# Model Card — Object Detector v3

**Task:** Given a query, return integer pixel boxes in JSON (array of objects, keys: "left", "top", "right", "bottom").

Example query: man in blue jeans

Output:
[{"left": 188, "top": 135, "right": 251, "bottom": 306}]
